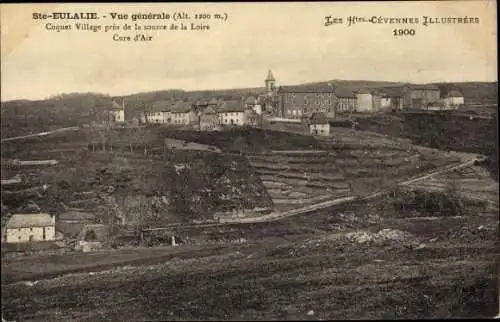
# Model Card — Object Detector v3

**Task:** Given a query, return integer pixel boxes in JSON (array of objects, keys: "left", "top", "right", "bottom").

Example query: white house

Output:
[
  {"left": 445, "top": 90, "right": 465, "bottom": 107},
  {"left": 216, "top": 100, "right": 246, "bottom": 126},
  {"left": 308, "top": 112, "right": 330, "bottom": 136},
  {"left": 169, "top": 101, "right": 197, "bottom": 125},
  {"left": 110, "top": 100, "right": 125, "bottom": 122},
  {"left": 145, "top": 100, "right": 173, "bottom": 124},
  {"left": 245, "top": 96, "right": 263, "bottom": 115},
  {"left": 378, "top": 88, "right": 405, "bottom": 111},
  {"left": 356, "top": 89, "right": 374, "bottom": 113},
  {"left": 4, "top": 213, "right": 56, "bottom": 243}
]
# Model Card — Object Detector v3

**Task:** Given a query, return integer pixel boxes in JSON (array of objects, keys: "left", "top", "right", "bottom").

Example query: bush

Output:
[{"left": 389, "top": 188, "right": 463, "bottom": 217}]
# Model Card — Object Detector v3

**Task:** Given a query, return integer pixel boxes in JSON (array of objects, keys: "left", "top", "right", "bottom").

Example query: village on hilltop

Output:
[{"left": 109, "top": 70, "right": 466, "bottom": 136}]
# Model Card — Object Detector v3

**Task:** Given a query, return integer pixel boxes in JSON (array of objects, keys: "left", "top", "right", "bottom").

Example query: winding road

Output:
[{"left": 143, "top": 154, "right": 486, "bottom": 233}]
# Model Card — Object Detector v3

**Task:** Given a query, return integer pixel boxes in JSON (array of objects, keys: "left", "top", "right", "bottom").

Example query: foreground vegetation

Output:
[{"left": 2, "top": 177, "right": 497, "bottom": 320}]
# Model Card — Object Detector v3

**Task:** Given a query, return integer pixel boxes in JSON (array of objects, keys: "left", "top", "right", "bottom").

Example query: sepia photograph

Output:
[{"left": 1, "top": 1, "right": 498, "bottom": 321}]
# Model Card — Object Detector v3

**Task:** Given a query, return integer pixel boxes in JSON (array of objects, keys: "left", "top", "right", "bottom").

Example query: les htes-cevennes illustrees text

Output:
[{"left": 325, "top": 15, "right": 480, "bottom": 27}]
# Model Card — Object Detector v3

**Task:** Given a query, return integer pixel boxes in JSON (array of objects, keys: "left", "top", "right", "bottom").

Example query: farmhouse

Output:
[
  {"left": 110, "top": 100, "right": 125, "bottom": 123},
  {"left": 199, "top": 106, "right": 221, "bottom": 131},
  {"left": 4, "top": 213, "right": 56, "bottom": 243},
  {"left": 244, "top": 107, "right": 261, "bottom": 127},
  {"left": 356, "top": 89, "right": 379, "bottom": 113},
  {"left": 402, "top": 84, "right": 441, "bottom": 109},
  {"left": 335, "top": 88, "right": 358, "bottom": 114},
  {"left": 308, "top": 112, "right": 330, "bottom": 136},
  {"left": 245, "top": 96, "right": 263, "bottom": 115},
  {"left": 146, "top": 100, "right": 172, "bottom": 124},
  {"left": 216, "top": 100, "right": 246, "bottom": 126},
  {"left": 170, "top": 101, "right": 197, "bottom": 125},
  {"left": 444, "top": 90, "right": 464, "bottom": 107},
  {"left": 378, "top": 87, "right": 404, "bottom": 111}
]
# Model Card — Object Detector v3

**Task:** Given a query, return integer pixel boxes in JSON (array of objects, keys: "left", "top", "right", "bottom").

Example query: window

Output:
[
  {"left": 30, "top": 228, "right": 33, "bottom": 232},
  {"left": 43, "top": 227, "right": 46, "bottom": 240}
]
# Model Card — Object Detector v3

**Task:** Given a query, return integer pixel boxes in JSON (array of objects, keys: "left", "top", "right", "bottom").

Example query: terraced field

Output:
[
  {"left": 405, "top": 164, "right": 499, "bottom": 207},
  {"left": 246, "top": 132, "right": 463, "bottom": 211}
]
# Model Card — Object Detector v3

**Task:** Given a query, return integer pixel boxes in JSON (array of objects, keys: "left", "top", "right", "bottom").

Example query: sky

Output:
[{"left": 1, "top": 1, "right": 497, "bottom": 101}]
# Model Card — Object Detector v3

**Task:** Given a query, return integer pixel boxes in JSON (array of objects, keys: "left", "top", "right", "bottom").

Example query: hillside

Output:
[
  {"left": 1, "top": 150, "right": 273, "bottom": 229},
  {"left": 2, "top": 161, "right": 497, "bottom": 320},
  {"left": 351, "top": 112, "right": 498, "bottom": 180}
]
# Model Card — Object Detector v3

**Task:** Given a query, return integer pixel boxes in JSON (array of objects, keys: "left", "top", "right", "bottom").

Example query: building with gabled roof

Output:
[
  {"left": 308, "top": 112, "right": 330, "bottom": 136},
  {"left": 335, "top": 87, "right": 358, "bottom": 114},
  {"left": 402, "top": 83, "right": 441, "bottom": 109},
  {"left": 169, "top": 101, "right": 197, "bottom": 125},
  {"left": 4, "top": 213, "right": 56, "bottom": 243},
  {"left": 144, "top": 100, "right": 173, "bottom": 124},
  {"left": 216, "top": 100, "right": 246, "bottom": 126},
  {"left": 444, "top": 89, "right": 464, "bottom": 107},
  {"left": 276, "top": 83, "right": 336, "bottom": 119},
  {"left": 199, "top": 106, "right": 221, "bottom": 131},
  {"left": 110, "top": 100, "right": 125, "bottom": 123}
]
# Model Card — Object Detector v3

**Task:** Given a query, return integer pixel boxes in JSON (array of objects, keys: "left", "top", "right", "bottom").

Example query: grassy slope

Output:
[
  {"left": 354, "top": 112, "right": 498, "bottom": 180},
  {"left": 2, "top": 178, "right": 497, "bottom": 320}
]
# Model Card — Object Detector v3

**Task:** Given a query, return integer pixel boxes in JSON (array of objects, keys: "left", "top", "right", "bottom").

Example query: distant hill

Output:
[
  {"left": 1, "top": 80, "right": 496, "bottom": 138},
  {"left": 301, "top": 79, "right": 407, "bottom": 89}
]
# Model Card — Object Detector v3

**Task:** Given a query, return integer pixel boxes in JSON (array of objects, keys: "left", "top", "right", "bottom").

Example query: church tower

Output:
[{"left": 265, "top": 70, "right": 276, "bottom": 96}]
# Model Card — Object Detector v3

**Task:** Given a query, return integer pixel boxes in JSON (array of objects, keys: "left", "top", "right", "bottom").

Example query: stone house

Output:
[
  {"left": 4, "top": 213, "right": 56, "bottom": 243},
  {"left": 308, "top": 112, "right": 330, "bottom": 136}
]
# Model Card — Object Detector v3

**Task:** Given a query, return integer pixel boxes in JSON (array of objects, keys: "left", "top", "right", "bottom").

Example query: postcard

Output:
[{"left": 1, "top": 1, "right": 498, "bottom": 321}]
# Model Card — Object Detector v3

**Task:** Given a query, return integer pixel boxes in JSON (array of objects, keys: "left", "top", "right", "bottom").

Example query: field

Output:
[
  {"left": 2, "top": 163, "right": 498, "bottom": 320},
  {"left": 245, "top": 128, "right": 464, "bottom": 211}
]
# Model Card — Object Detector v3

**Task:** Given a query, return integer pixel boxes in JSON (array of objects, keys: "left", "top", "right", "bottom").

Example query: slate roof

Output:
[
  {"left": 309, "top": 112, "right": 329, "bottom": 124},
  {"left": 6, "top": 213, "right": 54, "bottom": 229},
  {"left": 216, "top": 100, "right": 245, "bottom": 113},
  {"left": 378, "top": 86, "right": 406, "bottom": 97},
  {"left": 194, "top": 99, "right": 209, "bottom": 106},
  {"left": 151, "top": 100, "right": 173, "bottom": 112},
  {"left": 208, "top": 98, "right": 220, "bottom": 105},
  {"left": 111, "top": 100, "right": 124, "bottom": 111},
  {"left": 170, "top": 101, "right": 194, "bottom": 113},
  {"left": 265, "top": 70, "right": 275, "bottom": 82},
  {"left": 245, "top": 96, "right": 257, "bottom": 104},
  {"left": 356, "top": 88, "right": 373, "bottom": 95},
  {"left": 335, "top": 88, "right": 357, "bottom": 98},
  {"left": 203, "top": 106, "right": 218, "bottom": 114},
  {"left": 446, "top": 90, "right": 464, "bottom": 97}
]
